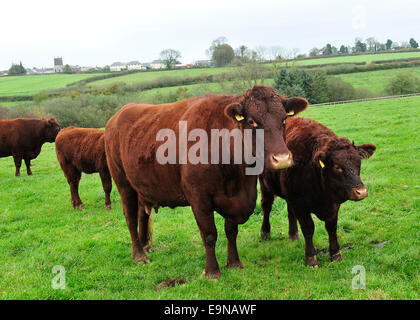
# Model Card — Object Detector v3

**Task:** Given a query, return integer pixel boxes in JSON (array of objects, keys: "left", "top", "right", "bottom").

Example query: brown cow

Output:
[
  {"left": 55, "top": 127, "right": 112, "bottom": 210},
  {"left": 105, "top": 85, "right": 308, "bottom": 278},
  {"left": 259, "top": 117, "right": 376, "bottom": 267},
  {"left": 0, "top": 118, "right": 61, "bottom": 176}
]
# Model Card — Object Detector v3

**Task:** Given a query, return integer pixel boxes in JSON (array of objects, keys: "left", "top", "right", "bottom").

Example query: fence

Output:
[{"left": 311, "top": 92, "right": 420, "bottom": 106}]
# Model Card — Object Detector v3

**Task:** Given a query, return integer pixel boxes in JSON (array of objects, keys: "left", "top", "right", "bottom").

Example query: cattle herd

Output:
[{"left": 0, "top": 85, "right": 376, "bottom": 279}]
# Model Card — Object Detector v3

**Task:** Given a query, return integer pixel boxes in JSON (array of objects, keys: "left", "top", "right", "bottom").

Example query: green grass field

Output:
[
  {"left": 0, "top": 73, "right": 104, "bottom": 97},
  {"left": 337, "top": 66, "right": 420, "bottom": 94},
  {"left": 278, "top": 51, "right": 420, "bottom": 67},
  {"left": 0, "top": 96, "right": 418, "bottom": 299}
]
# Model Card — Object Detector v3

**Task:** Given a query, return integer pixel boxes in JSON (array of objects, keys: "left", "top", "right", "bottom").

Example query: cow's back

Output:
[
  {"left": 0, "top": 118, "right": 43, "bottom": 157},
  {"left": 56, "top": 127, "right": 106, "bottom": 174}
]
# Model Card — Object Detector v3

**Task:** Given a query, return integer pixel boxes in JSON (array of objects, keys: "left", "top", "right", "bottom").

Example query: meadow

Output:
[
  {"left": 0, "top": 96, "right": 418, "bottom": 299},
  {"left": 0, "top": 73, "right": 104, "bottom": 97}
]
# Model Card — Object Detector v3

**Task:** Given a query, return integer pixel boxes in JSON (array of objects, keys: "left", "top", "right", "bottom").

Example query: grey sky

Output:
[{"left": 1, "top": 0, "right": 419, "bottom": 70}]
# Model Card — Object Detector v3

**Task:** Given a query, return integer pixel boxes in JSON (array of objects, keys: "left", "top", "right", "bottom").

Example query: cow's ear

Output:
[
  {"left": 282, "top": 97, "right": 308, "bottom": 116},
  {"left": 356, "top": 143, "right": 376, "bottom": 159},
  {"left": 224, "top": 103, "right": 245, "bottom": 122},
  {"left": 313, "top": 148, "right": 328, "bottom": 169}
]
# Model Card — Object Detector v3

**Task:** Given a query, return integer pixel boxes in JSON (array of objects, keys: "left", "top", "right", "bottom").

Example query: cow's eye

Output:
[
  {"left": 248, "top": 119, "right": 258, "bottom": 128},
  {"left": 334, "top": 165, "right": 343, "bottom": 173}
]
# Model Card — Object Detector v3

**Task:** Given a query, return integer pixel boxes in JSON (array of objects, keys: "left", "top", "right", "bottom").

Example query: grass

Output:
[
  {"left": 278, "top": 51, "right": 420, "bottom": 67},
  {"left": 0, "top": 95, "right": 419, "bottom": 299},
  {"left": 337, "top": 66, "right": 420, "bottom": 94},
  {"left": 0, "top": 73, "right": 104, "bottom": 97}
]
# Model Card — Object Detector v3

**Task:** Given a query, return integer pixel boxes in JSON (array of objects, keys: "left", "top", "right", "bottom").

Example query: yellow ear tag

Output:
[
  {"left": 319, "top": 160, "right": 325, "bottom": 168},
  {"left": 286, "top": 111, "right": 295, "bottom": 116},
  {"left": 235, "top": 114, "right": 244, "bottom": 121}
]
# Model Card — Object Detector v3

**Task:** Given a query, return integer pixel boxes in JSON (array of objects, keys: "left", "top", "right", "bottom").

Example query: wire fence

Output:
[{"left": 311, "top": 92, "right": 420, "bottom": 106}]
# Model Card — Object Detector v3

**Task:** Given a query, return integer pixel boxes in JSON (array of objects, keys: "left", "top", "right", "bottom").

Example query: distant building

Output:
[
  {"left": 127, "top": 61, "right": 145, "bottom": 70},
  {"left": 194, "top": 60, "right": 212, "bottom": 67},
  {"left": 150, "top": 59, "right": 165, "bottom": 69},
  {"left": 110, "top": 62, "right": 127, "bottom": 72},
  {"left": 54, "top": 57, "right": 64, "bottom": 73}
]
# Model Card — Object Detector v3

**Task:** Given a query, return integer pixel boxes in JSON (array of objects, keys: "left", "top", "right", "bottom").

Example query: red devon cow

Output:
[
  {"left": 105, "top": 85, "right": 308, "bottom": 278},
  {"left": 259, "top": 117, "right": 376, "bottom": 267},
  {"left": 55, "top": 127, "right": 112, "bottom": 210},
  {"left": 0, "top": 118, "right": 61, "bottom": 176}
]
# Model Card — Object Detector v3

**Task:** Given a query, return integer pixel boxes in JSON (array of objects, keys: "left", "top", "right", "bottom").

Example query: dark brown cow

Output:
[
  {"left": 0, "top": 118, "right": 61, "bottom": 176},
  {"left": 55, "top": 127, "right": 112, "bottom": 210},
  {"left": 105, "top": 85, "right": 308, "bottom": 278},
  {"left": 259, "top": 117, "right": 376, "bottom": 267}
]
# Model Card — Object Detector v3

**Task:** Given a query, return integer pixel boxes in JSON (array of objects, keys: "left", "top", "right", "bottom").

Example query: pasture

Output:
[
  {"left": 0, "top": 73, "right": 104, "bottom": 97},
  {"left": 0, "top": 96, "right": 418, "bottom": 299}
]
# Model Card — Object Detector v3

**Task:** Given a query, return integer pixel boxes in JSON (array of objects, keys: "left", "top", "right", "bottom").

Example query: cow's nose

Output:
[
  {"left": 270, "top": 152, "right": 293, "bottom": 170},
  {"left": 352, "top": 186, "right": 368, "bottom": 200}
]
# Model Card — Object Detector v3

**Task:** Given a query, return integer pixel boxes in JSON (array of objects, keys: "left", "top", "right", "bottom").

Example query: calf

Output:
[
  {"left": 259, "top": 117, "right": 376, "bottom": 267},
  {"left": 0, "top": 118, "right": 61, "bottom": 176},
  {"left": 105, "top": 85, "right": 308, "bottom": 278},
  {"left": 55, "top": 127, "right": 112, "bottom": 210}
]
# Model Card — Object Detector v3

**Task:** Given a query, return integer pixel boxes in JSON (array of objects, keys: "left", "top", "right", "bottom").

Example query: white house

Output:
[
  {"left": 110, "top": 62, "right": 127, "bottom": 72},
  {"left": 149, "top": 59, "right": 165, "bottom": 69},
  {"left": 127, "top": 61, "right": 145, "bottom": 70}
]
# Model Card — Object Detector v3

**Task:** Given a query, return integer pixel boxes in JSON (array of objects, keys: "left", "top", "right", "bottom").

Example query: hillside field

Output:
[
  {"left": 0, "top": 73, "right": 105, "bottom": 97},
  {"left": 0, "top": 96, "right": 418, "bottom": 299}
]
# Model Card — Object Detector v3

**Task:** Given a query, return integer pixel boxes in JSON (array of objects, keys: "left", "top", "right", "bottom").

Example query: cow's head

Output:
[
  {"left": 225, "top": 85, "right": 308, "bottom": 171},
  {"left": 43, "top": 118, "right": 61, "bottom": 142},
  {"left": 314, "top": 138, "right": 376, "bottom": 202}
]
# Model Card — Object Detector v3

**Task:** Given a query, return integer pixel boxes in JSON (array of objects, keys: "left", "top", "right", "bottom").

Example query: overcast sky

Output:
[{"left": 0, "top": 0, "right": 419, "bottom": 70}]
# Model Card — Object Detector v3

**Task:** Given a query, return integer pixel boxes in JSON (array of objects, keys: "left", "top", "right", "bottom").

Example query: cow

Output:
[
  {"left": 0, "top": 118, "right": 61, "bottom": 176},
  {"left": 259, "top": 117, "right": 376, "bottom": 267},
  {"left": 105, "top": 85, "right": 308, "bottom": 278},
  {"left": 55, "top": 127, "right": 112, "bottom": 210}
]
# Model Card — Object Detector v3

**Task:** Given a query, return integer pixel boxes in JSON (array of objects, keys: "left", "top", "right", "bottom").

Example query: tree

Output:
[
  {"left": 339, "top": 45, "right": 349, "bottom": 54},
  {"left": 354, "top": 38, "right": 367, "bottom": 53},
  {"left": 385, "top": 71, "right": 420, "bottom": 95},
  {"left": 322, "top": 43, "right": 333, "bottom": 55},
  {"left": 8, "top": 62, "right": 27, "bottom": 75},
  {"left": 309, "top": 47, "right": 320, "bottom": 57},
  {"left": 160, "top": 49, "right": 182, "bottom": 69},
  {"left": 366, "top": 37, "right": 377, "bottom": 51},
  {"left": 386, "top": 39, "right": 393, "bottom": 50},
  {"left": 212, "top": 43, "right": 235, "bottom": 67},
  {"left": 273, "top": 68, "right": 329, "bottom": 104},
  {"left": 206, "top": 36, "right": 228, "bottom": 58},
  {"left": 409, "top": 38, "right": 419, "bottom": 48},
  {"left": 63, "top": 64, "right": 72, "bottom": 74}
]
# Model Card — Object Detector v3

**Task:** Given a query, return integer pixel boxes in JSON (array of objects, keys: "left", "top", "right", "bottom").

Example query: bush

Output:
[{"left": 385, "top": 71, "right": 420, "bottom": 95}]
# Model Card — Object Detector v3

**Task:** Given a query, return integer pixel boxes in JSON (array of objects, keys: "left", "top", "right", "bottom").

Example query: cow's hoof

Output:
[
  {"left": 15, "top": 174, "right": 20, "bottom": 177},
  {"left": 105, "top": 204, "right": 112, "bottom": 211},
  {"left": 305, "top": 255, "right": 319, "bottom": 268},
  {"left": 74, "top": 204, "right": 85, "bottom": 210},
  {"left": 133, "top": 253, "right": 150, "bottom": 265},
  {"left": 202, "top": 269, "right": 221, "bottom": 280},
  {"left": 261, "top": 231, "right": 271, "bottom": 240},
  {"left": 331, "top": 251, "right": 343, "bottom": 262},
  {"left": 226, "top": 261, "right": 244, "bottom": 269},
  {"left": 27, "top": 172, "right": 33, "bottom": 176},
  {"left": 143, "top": 244, "right": 152, "bottom": 252},
  {"left": 289, "top": 233, "right": 300, "bottom": 241}
]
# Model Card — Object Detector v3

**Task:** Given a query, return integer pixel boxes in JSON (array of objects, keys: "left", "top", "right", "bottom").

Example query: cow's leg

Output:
[
  {"left": 225, "top": 218, "right": 243, "bottom": 269},
  {"left": 62, "top": 164, "right": 84, "bottom": 210},
  {"left": 325, "top": 211, "right": 342, "bottom": 262},
  {"left": 138, "top": 207, "right": 151, "bottom": 252},
  {"left": 24, "top": 158, "right": 32, "bottom": 176},
  {"left": 190, "top": 200, "right": 220, "bottom": 279},
  {"left": 260, "top": 181, "right": 274, "bottom": 240},
  {"left": 99, "top": 169, "right": 112, "bottom": 210},
  {"left": 12, "top": 153, "right": 23, "bottom": 177},
  {"left": 295, "top": 208, "right": 318, "bottom": 267},
  {"left": 120, "top": 188, "right": 149, "bottom": 264},
  {"left": 287, "top": 204, "right": 300, "bottom": 241}
]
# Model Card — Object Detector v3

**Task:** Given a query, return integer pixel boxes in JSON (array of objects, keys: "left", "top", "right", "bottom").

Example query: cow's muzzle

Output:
[
  {"left": 351, "top": 186, "right": 368, "bottom": 201},
  {"left": 269, "top": 152, "right": 293, "bottom": 170}
]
